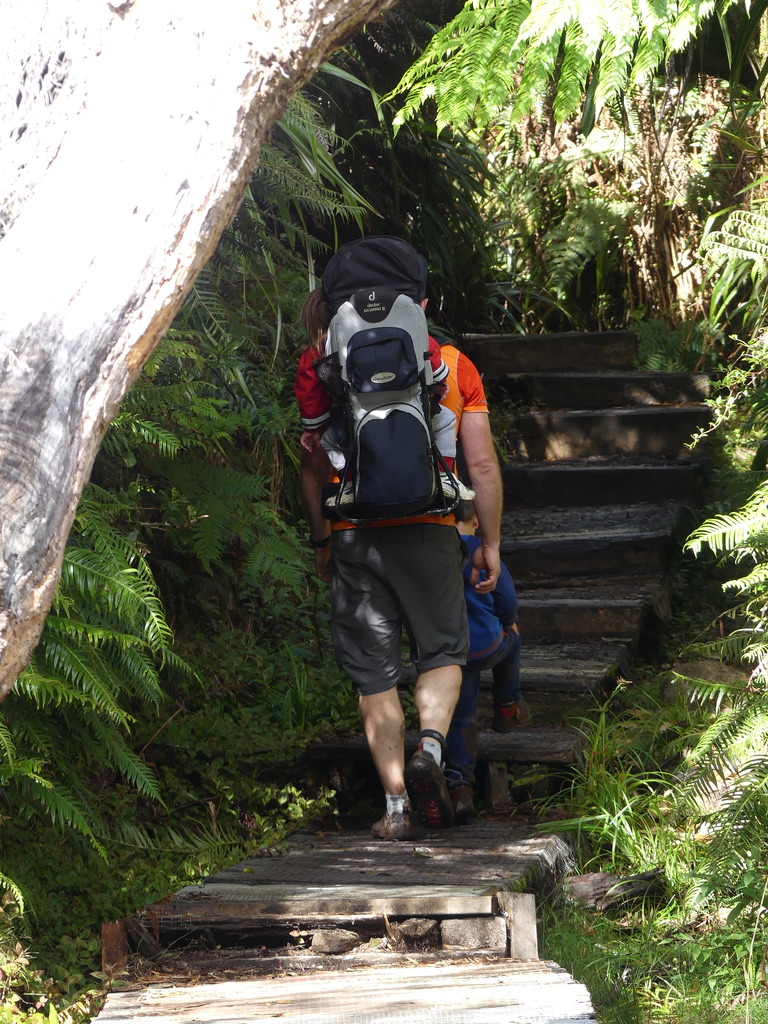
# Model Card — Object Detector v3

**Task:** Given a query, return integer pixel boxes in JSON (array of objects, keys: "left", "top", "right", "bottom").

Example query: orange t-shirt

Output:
[
  {"left": 331, "top": 342, "right": 488, "bottom": 531},
  {"left": 439, "top": 343, "right": 489, "bottom": 421}
]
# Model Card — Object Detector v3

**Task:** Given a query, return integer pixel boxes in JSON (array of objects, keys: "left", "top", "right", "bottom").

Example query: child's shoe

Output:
[
  {"left": 492, "top": 696, "right": 530, "bottom": 732},
  {"left": 439, "top": 472, "right": 475, "bottom": 501},
  {"left": 325, "top": 481, "right": 355, "bottom": 508},
  {"left": 449, "top": 785, "right": 476, "bottom": 825}
]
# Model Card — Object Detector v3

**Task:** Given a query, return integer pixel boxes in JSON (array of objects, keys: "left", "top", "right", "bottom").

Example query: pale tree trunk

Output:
[{"left": 0, "top": 0, "right": 399, "bottom": 700}]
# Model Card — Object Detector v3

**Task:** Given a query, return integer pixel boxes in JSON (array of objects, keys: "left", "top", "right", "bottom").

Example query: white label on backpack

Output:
[{"left": 371, "top": 371, "right": 396, "bottom": 384}]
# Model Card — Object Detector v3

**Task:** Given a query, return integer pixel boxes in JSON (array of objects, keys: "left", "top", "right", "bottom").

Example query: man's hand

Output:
[
  {"left": 458, "top": 411, "right": 502, "bottom": 592},
  {"left": 468, "top": 541, "right": 501, "bottom": 593}
]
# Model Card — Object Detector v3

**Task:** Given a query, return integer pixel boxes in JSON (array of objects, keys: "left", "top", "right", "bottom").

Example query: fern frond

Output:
[
  {"left": 685, "top": 482, "right": 768, "bottom": 557},
  {"left": 15, "top": 659, "right": 118, "bottom": 715},
  {"left": 18, "top": 778, "right": 106, "bottom": 856},
  {"left": 31, "top": 635, "right": 133, "bottom": 724},
  {"left": 60, "top": 548, "right": 174, "bottom": 653},
  {"left": 552, "top": 24, "right": 595, "bottom": 123},
  {"left": 702, "top": 209, "right": 768, "bottom": 274},
  {"left": 108, "top": 818, "right": 251, "bottom": 856},
  {"left": 0, "top": 755, "right": 47, "bottom": 787},
  {"left": 87, "top": 715, "right": 162, "bottom": 801},
  {"left": 0, "top": 874, "right": 26, "bottom": 912},
  {"left": 243, "top": 535, "right": 306, "bottom": 592},
  {"left": 0, "top": 715, "right": 17, "bottom": 767}
]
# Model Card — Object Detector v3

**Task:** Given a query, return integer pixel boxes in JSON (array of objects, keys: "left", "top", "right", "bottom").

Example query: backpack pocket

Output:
[
  {"left": 354, "top": 405, "right": 435, "bottom": 518},
  {"left": 346, "top": 329, "right": 420, "bottom": 393}
]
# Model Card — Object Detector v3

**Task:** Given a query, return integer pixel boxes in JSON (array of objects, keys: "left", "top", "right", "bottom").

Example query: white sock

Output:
[
  {"left": 420, "top": 737, "right": 442, "bottom": 766},
  {"left": 385, "top": 793, "right": 407, "bottom": 816}
]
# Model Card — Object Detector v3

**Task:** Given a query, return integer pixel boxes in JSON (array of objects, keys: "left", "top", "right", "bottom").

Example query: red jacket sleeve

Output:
[
  {"left": 294, "top": 348, "right": 331, "bottom": 431},
  {"left": 427, "top": 335, "right": 449, "bottom": 385}
]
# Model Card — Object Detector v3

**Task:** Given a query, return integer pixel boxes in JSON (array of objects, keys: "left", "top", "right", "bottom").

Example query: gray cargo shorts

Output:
[{"left": 330, "top": 523, "right": 468, "bottom": 696}]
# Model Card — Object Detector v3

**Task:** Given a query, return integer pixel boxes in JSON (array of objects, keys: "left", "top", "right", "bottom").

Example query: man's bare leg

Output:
[
  {"left": 359, "top": 687, "right": 407, "bottom": 796},
  {"left": 359, "top": 687, "right": 417, "bottom": 841},
  {"left": 359, "top": 667, "right": 462, "bottom": 834},
  {"left": 359, "top": 666, "right": 461, "bottom": 791},
  {"left": 413, "top": 664, "right": 461, "bottom": 738}
]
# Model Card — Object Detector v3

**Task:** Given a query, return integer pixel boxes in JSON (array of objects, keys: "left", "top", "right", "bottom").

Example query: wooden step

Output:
[
  {"left": 511, "top": 404, "right": 711, "bottom": 461},
  {"left": 512, "top": 639, "right": 630, "bottom": 695},
  {"left": 508, "top": 529, "right": 673, "bottom": 580},
  {"left": 96, "top": 957, "right": 598, "bottom": 1023},
  {"left": 467, "top": 330, "right": 638, "bottom": 375},
  {"left": 495, "top": 370, "right": 710, "bottom": 409},
  {"left": 502, "top": 501, "right": 690, "bottom": 580},
  {"left": 107, "top": 948, "right": 546, "bottom": 979},
  {"left": 503, "top": 458, "right": 709, "bottom": 508},
  {"left": 133, "top": 823, "right": 571, "bottom": 952},
  {"left": 397, "top": 640, "right": 626, "bottom": 726},
  {"left": 306, "top": 726, "right": 582, "bottom": 772},
  {"left": 517, "top": 578, "right": 669, "bottom": 643},
  {"left": 400, "top": 639, "right": 630, "bottom": 696}
]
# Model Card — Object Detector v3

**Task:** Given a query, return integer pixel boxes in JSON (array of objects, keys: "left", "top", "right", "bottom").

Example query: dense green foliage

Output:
[{"left": 307, "top": 9, "right": 499, "bottom": 334}]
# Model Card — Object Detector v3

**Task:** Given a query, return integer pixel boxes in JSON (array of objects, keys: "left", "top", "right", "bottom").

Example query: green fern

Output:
[
  {"left": 676, "top": 475, "right": 768, "bottom": 910},
  {"left": 703, "top": 209, "right": 768, "bottom": 274},
  {"left": 0, "top": 476, "right": 186, "bottom": 848},
  {"left": 686, "top": 481, "right": 768, "bottom": 560},
  {"left": 391, "top": 0, "right": 729, "bottom": 130}
]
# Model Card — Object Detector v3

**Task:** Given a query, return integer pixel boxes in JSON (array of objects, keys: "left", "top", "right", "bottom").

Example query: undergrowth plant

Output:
[
  {"left": 539, "top": 677, "right": 768, "bottom": 1023},
  {"left": 633, "top": 318, "right": 717, "bottom": 373},
  {"left": 1, "top": 485, "right": 179, "bottom": 855}
]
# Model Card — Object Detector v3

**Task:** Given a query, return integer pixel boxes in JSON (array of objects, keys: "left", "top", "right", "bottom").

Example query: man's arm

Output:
[
  {"left": 300, "top": 444, "right": 333, "bottom": 583},
  {"left": 459, "top": 410, "right": 502, "bottom": 592}
]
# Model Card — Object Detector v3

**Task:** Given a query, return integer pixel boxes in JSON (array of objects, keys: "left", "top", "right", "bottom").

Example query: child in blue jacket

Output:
[{"left": 445, "top": 499, "right": 528, "bottom": 822}]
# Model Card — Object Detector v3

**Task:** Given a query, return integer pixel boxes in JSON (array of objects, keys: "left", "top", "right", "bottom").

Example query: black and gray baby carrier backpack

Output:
[{"left": 318, "top": 236, "right": 460, "bottom": 523}]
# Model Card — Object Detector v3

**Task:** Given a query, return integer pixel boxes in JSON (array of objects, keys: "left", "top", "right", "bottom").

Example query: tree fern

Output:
[{"left": 392, "top": 0, "right": 738, "bottom": 131}]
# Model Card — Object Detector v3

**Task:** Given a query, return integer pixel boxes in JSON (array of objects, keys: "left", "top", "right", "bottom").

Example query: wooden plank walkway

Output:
[{"left": 95, "top": 820, "right": 596, "bottom": 1023}]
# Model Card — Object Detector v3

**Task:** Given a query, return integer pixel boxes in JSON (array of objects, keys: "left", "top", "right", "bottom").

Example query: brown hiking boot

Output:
[
  {"left": 493, "top": 695, "right": 530, "bottom": 732},
  {"left": 405, "top": 750, "right": 454, "bottom": 829},
  {"left": 371, "top": 807, "right": 416, "bottom": 841},
  {"left": 450, "top": 785, "right": 476, "bottom": 825}
]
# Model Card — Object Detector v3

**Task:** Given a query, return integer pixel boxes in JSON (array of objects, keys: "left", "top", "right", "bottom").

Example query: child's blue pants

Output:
[{"left": 444, "top": 628, "right": 522, "bottom": 789}]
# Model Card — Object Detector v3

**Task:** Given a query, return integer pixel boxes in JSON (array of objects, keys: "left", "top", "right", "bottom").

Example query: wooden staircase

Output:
[{"left": 449, "top": 329, "right": 710, "bottom": 803}]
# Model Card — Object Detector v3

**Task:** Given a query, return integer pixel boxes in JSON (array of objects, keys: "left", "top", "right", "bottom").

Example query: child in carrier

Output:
[{"left": 294, "top": 287, "right": 473, "bottom": 507}]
